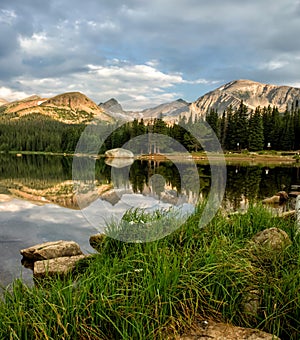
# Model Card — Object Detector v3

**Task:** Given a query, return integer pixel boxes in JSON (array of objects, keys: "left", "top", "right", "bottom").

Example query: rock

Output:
[
  {"left": 275, "top": 191, "right": 289, "bottom": 202},
  {"left": 241, "top": 288, "right": 261, "bottom": 318},
  {"left": 105, "top": 147, "right": 134, "bottom": 158},
  {"left": 20, "top": 240, "right": 83, "bottom": 261},
  {"left": 262, "top": 195, "right": 280, "bottom": 204},
  {"left": 288, "top": 191, "right": 300, "bottom": 198},
  {"left": 177, "top": 320, "right": 280, "bottom": 339},
  {"left": 279, "top": 210, "right": 295, "bottom": 219},
  {"left": 89, "top": 233, "right": 106, "bottom": 252},
  {"left": 33, "top": 255, "right": 87, "bottom": 278},
  {"left": 100, "top": 188, "right": 133, "bottom": 205},
  {"left": 251, "top": 227, "right": 291, "bottom": 252},
  {"left": 262, "top": 191, "right": 288, "bottom": 205},
  {"left": 105, "top": 157, "right": 134, "bottom": 168}
]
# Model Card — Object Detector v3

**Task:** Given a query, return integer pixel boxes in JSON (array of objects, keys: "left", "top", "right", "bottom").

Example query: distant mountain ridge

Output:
[
  {"left": 98, "top": 98, "right": 190, "bottom": 123},
  {"left": 2, "top": 80, "right": 300, "bottom": 124},
  {"left": 0, "top": 92, "right": 113, "bottom": 124},
  {"left": 99, "top": 79, "right": 300, "bottom": 123},
  {"left": 191, "top": 79, "right": 300, "bottom": 117}
]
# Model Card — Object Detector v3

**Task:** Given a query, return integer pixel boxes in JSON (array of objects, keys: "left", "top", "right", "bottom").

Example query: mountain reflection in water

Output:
[{"left": 0, "top": 153, "right": 300, "bottom": 286}]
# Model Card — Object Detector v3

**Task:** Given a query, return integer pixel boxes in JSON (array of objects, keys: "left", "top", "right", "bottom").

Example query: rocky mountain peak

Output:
[
  {"left": 192, "top": 79, "right": 300, "bottom": 116},
  {"left": 176, "top": 98, "right": 189, "bottom": 104},
  {"left": 42, "top": 92, "right": 97, "bottom": 110},
  {"left": 99, "top": 98, "right": 124, "bottom": 113}
]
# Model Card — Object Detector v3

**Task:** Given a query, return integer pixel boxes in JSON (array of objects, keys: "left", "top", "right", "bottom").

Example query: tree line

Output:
[
  {"left": 0, "top": 102, "right": 300, "bottom": 153},
  {"left": 206, "top": 101, "right": 300, "bottom": 151}
]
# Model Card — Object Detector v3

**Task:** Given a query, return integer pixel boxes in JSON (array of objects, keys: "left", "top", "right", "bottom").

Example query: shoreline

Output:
[{"left": 2, "top": 150, "right": 299, "bottom": 165}]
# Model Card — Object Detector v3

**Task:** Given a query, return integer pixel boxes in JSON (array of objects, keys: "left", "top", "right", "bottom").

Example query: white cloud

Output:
[
  {"left": 18, "top": 32, "right": 55, "bottom": 56},
  {"left": 0, "top": 86, "right": 30, "bottom": 101},
  {"left": 261, "top": 59, "right": 289, "bottom": 71},
  {"left": 87, "top": 63, "right": 183, "bottom": 85},
  {"left": 0, "top": 58, "right": 215, "bottom": 109},
  {"left": 0, "top": 9, "right": 17, "bottom": 25}
]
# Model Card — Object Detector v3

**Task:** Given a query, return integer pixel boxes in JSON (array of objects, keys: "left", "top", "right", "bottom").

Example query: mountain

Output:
[
  {"left": 140, "top": 99, "right": 190, "bottom": 122},
  {"left": 98, "top": 98, "right": 191, "bottom": 123},
  {"left": 191, "top": 79, "right": 300, "bottom": 116},
  {"left": 99, "top": 80, "right": 300, "bottom": 124},
  {"left": 2, "top": 79, "right": 300, "bottom": 125},
  {"left": 98, "top": 98, "right": 141, "bottom": 121},
  {"left": 0, "top": 92, "right": 114, "bottom": 124},
  {"left": 0, "top": 98, "right": 8, "bottom": 106}
]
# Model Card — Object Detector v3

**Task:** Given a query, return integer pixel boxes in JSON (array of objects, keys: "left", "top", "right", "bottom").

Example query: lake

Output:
[{"left": 0, "top": 153, "right": 299, "bottom": 287}]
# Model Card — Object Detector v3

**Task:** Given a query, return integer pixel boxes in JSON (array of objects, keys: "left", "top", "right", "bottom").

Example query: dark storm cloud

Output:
[{"left": 1, "top": 0, "right": 300, "bottom": 107}]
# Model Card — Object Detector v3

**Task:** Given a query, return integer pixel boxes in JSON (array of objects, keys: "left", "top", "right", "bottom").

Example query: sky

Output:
[{"left": 1, "top": 0, "right": 300, "bottom": 110}]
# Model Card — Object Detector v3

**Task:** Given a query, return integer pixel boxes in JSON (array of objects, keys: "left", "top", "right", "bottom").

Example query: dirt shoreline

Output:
[
  {"left": 5, "top": 150, "right": 299, "bottom": 165},
  {"left": 137, "top": 152, "right": 299, "bottom": 165}
]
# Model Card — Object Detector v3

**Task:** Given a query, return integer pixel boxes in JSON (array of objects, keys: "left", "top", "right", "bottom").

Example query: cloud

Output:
[{"left": 0, "top": 0, "right": 300, "bottom": 107}]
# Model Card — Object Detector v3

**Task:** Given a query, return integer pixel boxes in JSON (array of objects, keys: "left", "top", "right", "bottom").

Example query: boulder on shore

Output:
[
  {"left": 251, "top": 227, "right": 291, "bottom": 252},
  {"left": 105, "top": 157, "right": 134, "bottom": 168},
  {"left": 105, "top": 148, "right": 134, "bottom": 159},
  {"left": 33, "top": 254, "right": 88, "bottom": 278},
  {"left": 177, "top": 320, "right": 280, "bottom": 340},
  {"left": 20, "top": 240, "right": 83, "bottom": 261},
  {"left": 262, "top": 191, "right": 288, "bottom": 205}
]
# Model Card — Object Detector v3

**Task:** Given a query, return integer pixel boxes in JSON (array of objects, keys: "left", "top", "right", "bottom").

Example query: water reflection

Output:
[
  {"left": 1, "top": 154, "right": 300, "bottom": 285},
  {"left": 1, "top": 154, "right": 300, "bottom": 212}
]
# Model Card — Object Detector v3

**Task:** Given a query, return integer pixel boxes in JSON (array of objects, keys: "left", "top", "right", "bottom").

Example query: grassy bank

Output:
[{"left": 0, "top": 205, "right": 299, "bottom": 339}]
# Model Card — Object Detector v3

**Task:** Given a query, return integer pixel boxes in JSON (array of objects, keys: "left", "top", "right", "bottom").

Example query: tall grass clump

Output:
[{"left": 0, "top": 204, "right": 299, "bottom": 339}]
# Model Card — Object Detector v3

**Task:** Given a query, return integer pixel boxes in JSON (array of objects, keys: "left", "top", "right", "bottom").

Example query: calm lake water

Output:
[{"left": 0, "top": 153, "right": 299, "bottom": 287}]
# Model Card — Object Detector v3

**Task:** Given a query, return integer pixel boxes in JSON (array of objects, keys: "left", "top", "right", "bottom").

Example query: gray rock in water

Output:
[
  {"left": 105, "top": 157, "right": 134, "bottom": 168},
  {"left": 20, "top": 240, "right": 83, "bottom": 261},
  {"left": 34, "top": 254, "right": 88, "bottom": 278},
  {"left": 105, "top": 148, "right": 134, "bottom": 158}
]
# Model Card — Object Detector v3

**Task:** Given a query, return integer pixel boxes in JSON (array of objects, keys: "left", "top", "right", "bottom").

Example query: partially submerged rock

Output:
[
  {"left": 105, "top": 157, "right": 134, "bottom": 168},
  {"left": 20, "top": 240, "right": 90, "bottom": 279},
  {"left": 20, "top": 240, "right": 83, "bottom": 261},
  {"left": 177, "top": 320, "right": 280, "bottom": 340},
  {"left": 34, "top": 254, "right": 88, "bottom": 278},
  {"left": 262, "top": 191, "right": 288, "bottom": 205},
  {"left": 105, "top": 147, "right": 134, "bottom": 159}
]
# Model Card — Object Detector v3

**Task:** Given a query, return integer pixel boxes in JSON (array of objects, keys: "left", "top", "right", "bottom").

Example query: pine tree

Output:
[
  {"left": 270, "top": 107, "right": 282, "bottom": 150},
  {"left": 248, "top": 107, "right": 264, "bottom": 151},
  {"left": 220, "top": 110, "right": 227, "bottom": 149},
  {"left": 281, "top": 108, "right": 295, "bottom": 150},
  {"left": 234, "top": 101, "right": 248, "bottom": 149},
  {"left": 206, "top": 108, "right": 220, "bottom": 139},
  {"left": 224, "top": 105, "right": 236, "bottom": 150}
]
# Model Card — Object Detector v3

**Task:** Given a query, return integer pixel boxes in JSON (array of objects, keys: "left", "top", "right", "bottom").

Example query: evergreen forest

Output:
[{"left": 1, "top": 101, "right": 300, "bottom": 153}]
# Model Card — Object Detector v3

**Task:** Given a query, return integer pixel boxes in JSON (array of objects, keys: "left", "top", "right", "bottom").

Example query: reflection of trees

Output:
[
  {"left": 4, "top": 153, "right": 300, "bottom": 212},
  {"left": 258, "top": 167, "right": 294, "bottom": 199},
  {"left": 0, "top": 154, "right": 72, "bottom": 189},
  {"left": 225, "top": 166, "right": 262, "bottom": 209},
  {"left": 244, "top": 167, "right": 262, "bottom": 201},
  {"left": 224, "top": 167, "right": 246, "bottom": 210},
  {"left": 129, "top": 161, "right": 148, "bottom": 193}
]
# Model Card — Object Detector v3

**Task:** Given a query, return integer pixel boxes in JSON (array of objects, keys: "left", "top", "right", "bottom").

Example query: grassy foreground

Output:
[{"left": 0, "top": 205, "right": 299, "bottom": 339}]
